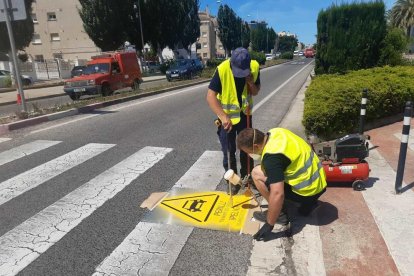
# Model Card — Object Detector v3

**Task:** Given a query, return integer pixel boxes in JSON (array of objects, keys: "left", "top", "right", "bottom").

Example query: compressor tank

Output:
[{"left": 322, "top": 162, "right": 370, "bottom": 183}]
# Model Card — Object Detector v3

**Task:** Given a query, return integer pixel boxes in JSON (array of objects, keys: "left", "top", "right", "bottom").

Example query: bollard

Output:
[
  {"left": 395, "top": 101, "right": 413, "bottom": 194},
  {"left": 359, "top": 89, "right": 368, "bottom": 134}
]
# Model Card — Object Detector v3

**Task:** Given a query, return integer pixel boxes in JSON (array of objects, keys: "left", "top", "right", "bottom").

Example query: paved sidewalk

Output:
[
  {"left": 249, "top": 73, "right": 414, "bottom": 275},
  {"left": 0, "top": 75, "right": 166, "bottom": 105}
]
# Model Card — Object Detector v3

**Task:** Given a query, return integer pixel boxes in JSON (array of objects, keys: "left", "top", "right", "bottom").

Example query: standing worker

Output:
[
  {"left": 206, "top": 48, "right": 261, "bottom": 194},
  {"left": 236, "top": 128, "right": 327, "bottom": 241}
]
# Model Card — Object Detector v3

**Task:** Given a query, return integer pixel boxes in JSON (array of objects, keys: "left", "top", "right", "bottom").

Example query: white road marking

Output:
[
  {"left": 0, "top": 138, "right": 12, "bottom": 144},
  {"left": 0, "top": 146, "right": 172, "bottom": 276},
  {"left": 0, "top": 140, "right": 61, "bottom": 167},
  {"left": 30, "top": 114, "right": 99, "bottom": 134},
  {"left": 0, "top": 143, "right": 115, "bottom": 206},
  {"left": 93, "top": 151, "right": 223, "bottom": 276},
  {"left": 394, "top": 132, "right": 414, "bottom": 151},
  {"left": 362, "top": 146, "right": 414, "bottom": 275},
  {"left": 253, "top": 61, "right": 314, "bottom": 113},
  {"left": 30, "top": 83, "right": 209, "bottom": 134}
]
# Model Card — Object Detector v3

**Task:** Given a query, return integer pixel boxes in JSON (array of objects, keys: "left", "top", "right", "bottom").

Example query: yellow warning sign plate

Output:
[{"left": 155, "top": 191, "right": 256, "bottom": 232}]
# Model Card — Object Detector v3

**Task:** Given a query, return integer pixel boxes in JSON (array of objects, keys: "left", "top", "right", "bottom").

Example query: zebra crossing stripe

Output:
[
  {"left": 93, "top": 151, "right": 223, "bottom": 276},
  {"left": 0, "top": 146, "right": 172, "bottom": 276},
  {"left": 0, "top": 143, "right": 116, "bottom": 206},
  {"left": 0, "top": 138, "right": 12, "bottom": 144},
  {"left": 0, "top": 140, "right": 61, "bottom": 167}
]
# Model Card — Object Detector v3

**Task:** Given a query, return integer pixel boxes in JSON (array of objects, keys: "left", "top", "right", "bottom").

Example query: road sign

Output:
[
  {"left": 144, "top": 189, "right": 260, "bottom": 233},
  {"left": 0, "top": 0, "right": 26, "bottom": 22}
]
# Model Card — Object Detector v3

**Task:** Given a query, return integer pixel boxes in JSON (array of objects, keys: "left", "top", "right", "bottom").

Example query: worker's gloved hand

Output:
[{"left": 253, "top": 222, "right": 274, "bottom": 241}]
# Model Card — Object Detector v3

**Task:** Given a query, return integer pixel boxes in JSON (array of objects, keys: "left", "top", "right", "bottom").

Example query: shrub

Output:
[
  {"left": 0, "top": 75, "right": 10, "bottom": 88},
  {"left": 206, "top": 58, "right": 224, "bottom": 68},
  {"left": 249, "top": 51, "right": 266, "bottom": 65},
  {"left": 315, "top": 2, "right": 386, "bottom": 74},
  {"left": 280, "top": 52, "right": 293, "bottom": 59},
  {"left": 379, "top": 28, "right": 408, "bottom": 66},
  {"left": 159, "top": 59, "right": 174, "bottom": 74},
  {"left": 303, "top": 66, "right": 414, "bottom": 139}
]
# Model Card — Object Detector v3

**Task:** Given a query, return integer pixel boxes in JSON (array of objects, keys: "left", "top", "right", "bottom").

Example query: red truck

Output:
[
  {"left": 64, "top": 51, "right": 142, "bottom": 100},
  {"left": 304, "top": 48, "right": 315, "bottom": 58}
]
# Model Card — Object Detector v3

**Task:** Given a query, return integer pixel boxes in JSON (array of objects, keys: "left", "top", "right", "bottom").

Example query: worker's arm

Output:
[
  {"left": 266, "top": 181, "right": 285, "bottom": 225},
  {"left": 206, "top": 89, "right": 232, "bottom": 131},
  {"left": 253, "top": 181, "right": 284, "bottom": 241},
  {"left": 246, "top": 74, "right": 260, "bottom": 96}
]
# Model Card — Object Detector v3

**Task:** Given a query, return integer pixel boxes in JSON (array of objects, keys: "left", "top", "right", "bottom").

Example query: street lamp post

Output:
[{"left": 134, "top": 1, "right": 146, "bottom": 71}]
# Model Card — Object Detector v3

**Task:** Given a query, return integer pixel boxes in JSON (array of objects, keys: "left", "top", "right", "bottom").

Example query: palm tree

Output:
[{"left": 389, "top": 0, "right": 414, "bottom": 36}]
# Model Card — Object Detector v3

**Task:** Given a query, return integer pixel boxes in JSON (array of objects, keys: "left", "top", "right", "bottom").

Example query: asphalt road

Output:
[
  {"left": 0, "top": 78, "right": 169, "bottom": 116},
  {"left": 0, "top": 58, "right": 314, "bottom": 276}
]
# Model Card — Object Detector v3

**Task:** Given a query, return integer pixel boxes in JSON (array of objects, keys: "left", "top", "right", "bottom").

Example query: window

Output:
[
  {"left": 32, "top": 13, "right": 38, "bottom": 23},
  {"left": 202, "top": 32, "right": 207, "bottom": 37},
  {"left": 53, "top": 53, "right": 63, "bottom": 59},
  {"left": 203, "top": 53, "right": 208, "bottom": 58},
  {"left": 50, "top": 33, "right": 60, "bottom": 41},
  {"left": 34, "top": 55, "right": 44, "bottom": 62},
  {"left": 47, "top": 12, "right": 57, "bottom": 21},
  {"left": 111, "top": 62, "right": 121, "bottom": 74},
  {"left": 203, "top": 42, "right": 207, "bottom": 48},
  {"left": 32, "top": 34, "right": 42, "bottom": 44},
  {"left": 219, "top": 45, "right": 223, "bottom": 50}
]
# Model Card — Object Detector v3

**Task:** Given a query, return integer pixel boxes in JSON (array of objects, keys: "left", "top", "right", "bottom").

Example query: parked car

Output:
[
  {"left": 0, "top": 69, "right": 33, "bottom": 87},
  {"left": 165, "top": 59, "right": 204, "bottom": 81},
  {"left": 299, "top": 51, "right": 304, "bottom": 56},
  {"left": 70, "top": 65, "right": 86, "bottom": 78},
  {"left": 143, "top": 61, "right": 161, "bottom": 73},
  {"left": 293, "top": 50, "right": 299, "bottom": 56},
  {"left": 265, "top": 54, "right": 274, "bottom": 61},
  {"left": 64, "top": 51, "right": 142, "bottom": 100}
]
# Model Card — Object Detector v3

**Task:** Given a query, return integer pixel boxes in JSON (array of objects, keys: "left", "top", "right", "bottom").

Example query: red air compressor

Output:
[{"left": 313, "top": 134, "right": 370, "bottom": 191}]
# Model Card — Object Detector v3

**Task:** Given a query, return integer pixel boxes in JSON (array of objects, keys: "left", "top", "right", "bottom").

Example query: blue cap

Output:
[{"left": 230, "top": 47, "right": 251, "bottom": 78}]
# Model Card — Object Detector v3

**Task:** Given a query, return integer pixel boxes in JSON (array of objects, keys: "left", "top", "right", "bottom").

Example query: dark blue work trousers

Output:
[{"left": 217, "top": 112, "right": 253, "bottom": 178}]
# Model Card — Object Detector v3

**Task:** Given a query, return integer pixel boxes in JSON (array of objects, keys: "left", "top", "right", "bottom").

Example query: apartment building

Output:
[
  {"left": 197, "top": 8, "right": 225, "bottom": 61},
  {"left": 25, "top": 0, "right": 101, "bottom": 62}
]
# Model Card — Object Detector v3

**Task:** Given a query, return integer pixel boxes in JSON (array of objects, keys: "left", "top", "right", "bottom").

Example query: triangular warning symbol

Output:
[{"left": 160, "top": 193, "right": 220, "bottom": 223}]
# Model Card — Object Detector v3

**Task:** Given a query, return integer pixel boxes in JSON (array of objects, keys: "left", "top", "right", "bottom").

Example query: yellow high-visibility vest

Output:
[
  {"left": 261, "top": 128, "right": 327, "bottom": 196},
  {"left": 217, "top": 59, "right": 259, "bottom": 125}
]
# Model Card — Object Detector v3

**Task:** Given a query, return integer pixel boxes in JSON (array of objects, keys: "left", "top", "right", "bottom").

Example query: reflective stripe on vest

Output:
[
  {"left": 292, "top": 162, "right": 323, "bottom": 190},
  {"left": 285, "top": 151, "right": 315, "bottom": 181}
]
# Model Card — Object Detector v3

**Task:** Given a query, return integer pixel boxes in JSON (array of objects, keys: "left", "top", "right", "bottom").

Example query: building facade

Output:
[
  {"left": 196, "top": 8, "right": 224, "bottom": 61},
  {"left": 25, "top": 0, "right": 101, "bottom": 62}
]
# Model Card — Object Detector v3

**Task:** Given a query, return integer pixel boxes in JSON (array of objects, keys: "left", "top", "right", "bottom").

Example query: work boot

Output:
[
  {"left": 253, "top": 210, "right": 289, "bottom": 225},
  {"left": 298, "top": 202, "right": 320, "bottom": 216}
]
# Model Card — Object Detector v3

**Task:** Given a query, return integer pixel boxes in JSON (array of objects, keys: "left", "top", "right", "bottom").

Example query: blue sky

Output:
[{"left": 199, "top": 0, "right": 396, "bottom": 45}]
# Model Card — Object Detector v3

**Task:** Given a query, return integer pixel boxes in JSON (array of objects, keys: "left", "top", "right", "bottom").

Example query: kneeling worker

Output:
[{"left": 236, "top": 128, "right": 327, "bottom": 241}]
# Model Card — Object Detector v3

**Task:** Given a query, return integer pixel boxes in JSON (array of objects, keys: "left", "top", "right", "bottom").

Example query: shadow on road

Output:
[{"left": 260, "top": 200, "right": 338, "bottom": 242}]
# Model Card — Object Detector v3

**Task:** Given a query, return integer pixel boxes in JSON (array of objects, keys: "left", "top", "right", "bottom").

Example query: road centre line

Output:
[
  {"left": 0, "top": 143, "right": 115, "bottom": 206},
  {"left": 252, "top": 61, "right": 314, "bottom": 113},
  {"left": 0, "top": 138, "right": 12, "bottom": 144},
  {"left": 0, "top": 140, "right": 61, "bottom": 167},
  {"left": 93, "top": 151, "right": 223, "bottom": 276},
  {"left": 0, "top": 146, "right": 172, "bottom": 276}
]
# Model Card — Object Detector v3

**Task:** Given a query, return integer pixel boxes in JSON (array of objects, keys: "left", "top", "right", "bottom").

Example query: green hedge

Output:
[
  {"left": 303, "top": 66, "right": 414, "bottom": 139},
  {"left": 206, "top": 58, "right": 224, "bottom": 68},
  {"left": 315, "top": 2, "right": 386, "bottom": 74},
  {"left": 249, "top": 51, "right": 266, "bottom": 65},
  {"left": 280, "top": 52, "right": 293, "bottom": 59}
]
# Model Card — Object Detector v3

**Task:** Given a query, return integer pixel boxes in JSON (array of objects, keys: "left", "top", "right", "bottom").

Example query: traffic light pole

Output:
[{"left": 3, "top": 0, "right": 27, "bottom": 112}]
